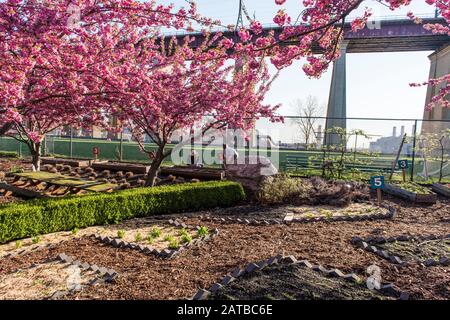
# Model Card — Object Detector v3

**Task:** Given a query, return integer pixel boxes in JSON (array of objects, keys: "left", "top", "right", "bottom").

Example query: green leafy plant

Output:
[
  {"left": 180, "top": 234, "right": 192, "bottom": 244},
  {"left": 164, "top": 234, "right": 176, "bottom": 242},
  {"left": 15, "top": 240, "right": 22, "bottom": 249},
  {"left": 168, "top": 239, "right": 180, "bottom": 250},
  {"left": 71, "top": 228, "right": 79, "bottom": 235},
  {"left": 117, "top": 230, "right": 126, "bottom": 239},
  {"left": 179, "top": 228, "right": 189, "bottom": 237},
  {"left": 150, "top": 227, "right": 162, "bottom": 239},
  {"left": 0, "top": 181, "right": 245, "bottom": 244},
  {"left": 135, "top": 232, "right": 142, "bottom": 242},
  {"left": 197, "top": 226, "right": 209, "bottom": 237},
  {"left": 32, "top": 236, "right": 41, "bottom": 244},
  {"left": 146, "top": 236, "right": 154, "bottom": 244}
]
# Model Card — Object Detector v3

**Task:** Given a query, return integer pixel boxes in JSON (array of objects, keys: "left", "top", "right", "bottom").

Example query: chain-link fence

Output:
[{"left": 1, "top": 116, "right": 449, "bottom": 182}]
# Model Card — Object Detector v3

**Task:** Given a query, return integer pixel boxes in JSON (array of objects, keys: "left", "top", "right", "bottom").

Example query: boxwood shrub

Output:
[
  {"left": 0, "top": 181, "right": 245, "bottom": 243},
  {"left": 0, "top": 151, "right": 19, "bottom": 158}
]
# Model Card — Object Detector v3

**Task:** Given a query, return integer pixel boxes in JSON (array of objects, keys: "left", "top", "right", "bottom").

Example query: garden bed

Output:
[
  {"left": 92, "top": 219, "right": 218, "bottom": 259},
  {"left": 0, "top": 194, "right": 448, "bottom": 300},
  {"left": 0, "top": 254, "right": 116, "bottom": 300},
  {"left": 352, "top": 234, "right": 450, "bottom": 266},
  {"left": 384, "top": 182, "right": 437, "bottom": 204},
  {"left": 160, "top": 166, "right": 225, "bottom": 181},
  {"left": 195, "top": 255, "right": 404, "bottom": 300},
  {"left": 41, "top": 157, "right": 97, "bottom": 168},
  {"left": 91, "top": 161, "right": 150, "bottom": 174}
]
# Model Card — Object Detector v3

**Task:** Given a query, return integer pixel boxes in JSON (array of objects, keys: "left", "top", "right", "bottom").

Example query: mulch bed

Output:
[{"left": 0, "top": 194, "right": 449, "bottom": 300}]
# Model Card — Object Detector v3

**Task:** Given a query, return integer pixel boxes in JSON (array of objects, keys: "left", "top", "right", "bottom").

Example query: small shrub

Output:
[
  {"left": 117, "top": 230, "right": 125, "bottom": 239},
  {"left": 71, "top": 228, "right": 79, "bottom": 235},
  {"left": 146, "top": 236, "right": 154, "bottom": 244},
  {"left": 15, "top": 240, "right": 22, "bottom": 249},
  {"left": 197, "top": 226, "right": 209, "bottom": 237},
  {"left": 178, "top": 228, "right": 189, "bottom": 237},
  {"left": 0, "top": 181, "right": 245, "bottom": 244},
  {"left": 258, "top": 174, "right": 308, "bottom": 205},
  {"left": 32, "top": 236, "right": 41, "bottom": 244}
]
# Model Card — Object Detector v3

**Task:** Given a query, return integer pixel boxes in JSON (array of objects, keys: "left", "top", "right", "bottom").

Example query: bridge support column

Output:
[
  {"left": 421, "top": 45, "right": 450, "bottom": 135},
  {"left": 324, "top": 41, "right": 349, "bottom": 147}
]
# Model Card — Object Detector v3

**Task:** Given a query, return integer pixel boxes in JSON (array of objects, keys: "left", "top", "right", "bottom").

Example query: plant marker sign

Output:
[
  {"left": 370, "top": 176, "right": 385, "bottom": 206},
  {"left": 398, "top": 160, "right": 409, "bottom": 182},
  {"left": 92, "top": 147, "right": 100, "bottom": 161}
]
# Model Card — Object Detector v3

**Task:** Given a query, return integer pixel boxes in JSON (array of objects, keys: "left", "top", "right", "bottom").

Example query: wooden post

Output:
[
  {"left": 377, "top": 189, "right": 382, "bottom": 206},
  {"left": 402, "top": 168, "right": 406, "bottom": 182},
  {"left": 119, "top": 129, "right": 124, "bottom": 162}
]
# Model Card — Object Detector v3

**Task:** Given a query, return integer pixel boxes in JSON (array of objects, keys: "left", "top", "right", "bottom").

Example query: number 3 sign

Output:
[
  {"left": 370, "top": 176, "right": 385, "bottom": 189},
  {"left": 398, "top": 160, "right": 409, "bottom": 169}
]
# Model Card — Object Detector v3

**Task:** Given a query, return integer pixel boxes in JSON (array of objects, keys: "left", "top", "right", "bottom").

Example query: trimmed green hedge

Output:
[
  {"left": 0, "top": 181, "right": 245, "bottom": 243},
  {"left": 0, "top": 151, "right": 19, "bottom": 158}
]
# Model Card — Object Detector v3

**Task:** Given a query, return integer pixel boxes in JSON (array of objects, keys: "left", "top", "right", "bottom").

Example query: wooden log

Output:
[
  {"left": 91, "top": 162, "right": 150, "bottom": 174},
  {"left": 41, "top": 157, "right": 94, "bottom": 168},
  {"left": 160, "top": 166, "right": 225, "bottom": 180},
  {"left": 384, "top": 184, "right": 437, "bottom": 204},
  {"left": 0, "top": 182, "right": 45, "bottom": 199},
  {"left": 431, "top": 183, "right": 450, "bottom": 198}
]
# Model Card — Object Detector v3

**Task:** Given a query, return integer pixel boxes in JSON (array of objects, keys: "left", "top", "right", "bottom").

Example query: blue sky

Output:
[{"left": 168, "top": 0, "right": 439, "bottom": 144}]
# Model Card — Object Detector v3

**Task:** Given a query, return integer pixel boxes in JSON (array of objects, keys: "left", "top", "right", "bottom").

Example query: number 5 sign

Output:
[
  {"left": 370, "top": 176, "right": 385, "bottom": 206},
  {"left": 370, "top": 176, "right": 385, "bottom": 189}
]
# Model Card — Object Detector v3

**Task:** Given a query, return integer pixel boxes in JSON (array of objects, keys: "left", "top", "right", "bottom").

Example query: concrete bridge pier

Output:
[
  {"left": 324, "top": 41, "right": 349, "bottom": 147},
  {"left": 421, "top": 45, "right": 450, "bottom": 135}
]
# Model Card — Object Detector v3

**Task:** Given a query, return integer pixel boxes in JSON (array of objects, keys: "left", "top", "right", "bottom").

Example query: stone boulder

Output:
[{"left": 225, "top": 156, "right": 278, "bottom": 195}]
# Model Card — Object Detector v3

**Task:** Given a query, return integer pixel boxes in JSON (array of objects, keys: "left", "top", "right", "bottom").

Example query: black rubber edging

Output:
[
  {"left": 92, "top": 219, "right": 219, "bottom": 259},
  {"left": 351, "top": 234, "right": 450, "bottom": 267},
  {"left": 191, "top": 254, "right": 409, "bottom": 300},
  {"left": 193, "top": 205, "right": 396, "bottom": 226}
]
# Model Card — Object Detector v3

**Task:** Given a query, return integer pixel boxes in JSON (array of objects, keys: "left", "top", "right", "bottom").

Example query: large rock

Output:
[{"left": 225, "top": 156, "right": 278, "bottom": 194}]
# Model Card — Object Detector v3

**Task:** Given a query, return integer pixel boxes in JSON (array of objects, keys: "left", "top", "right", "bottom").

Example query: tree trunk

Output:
[
  {"left": 31, "top": 142, "right": 41, "bottom": 172},
  {"left": 0, "top": 122, "right": 13, "bottom": 136},
  {"left": 145, "top": 145, "right": 166, "bottom": 187},
  {"left": 439, "top": 139, "right": 444, "bottom": 183}
]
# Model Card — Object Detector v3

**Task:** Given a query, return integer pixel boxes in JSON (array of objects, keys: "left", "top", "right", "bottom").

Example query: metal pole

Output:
[
  {"left": 410, "top": 120, "right": 418, "bottom": 182},
  {"left": 18, "top": 139, "right": 22, "bottom": 158},
  {"left": 70, "top": 127, "right": 73, "bottom": 158},
  {"left": 43, "top": 134, "right": 47, "bottom": 157},
  {"left": 119, "top": 129, "right": 124, "bottom": 162}
]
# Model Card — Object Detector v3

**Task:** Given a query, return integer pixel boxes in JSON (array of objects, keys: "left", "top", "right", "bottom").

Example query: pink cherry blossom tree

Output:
[
  {"left": 0, "top": 0, "right": 204, "bottom": 171},
  {"left": 235, "top": 0, "right": 449, "bottom": 106},
  {"left": 105, "top": 34, "right": 280, "bottom": 186}
]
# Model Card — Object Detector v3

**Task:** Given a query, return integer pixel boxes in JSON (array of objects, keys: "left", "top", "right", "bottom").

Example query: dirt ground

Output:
[{"left": 0, "top": 194, "right": 449, "bottom": 300}]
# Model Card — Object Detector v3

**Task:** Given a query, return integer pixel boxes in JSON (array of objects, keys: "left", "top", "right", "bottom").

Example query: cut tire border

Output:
[
  {"left": 49, "top": 253, "right": 119, "bottom": 299},
  {"left": 191, "top": 254, "right": 409, "bottom": 300},
  {"left": 1, "top": 253, "right": 118, "bottom": 300},
  {"left": 92, "top": 219, "right": 219, "bottom": 259},
  {"left": 193, "top": 205, "right": 396, "bottom": 226},
  {"left": 351, "top": 234, "right": 450, "bottom": 267},
  {"left": 1, "top": 239, "right": 69, "bottom": 260}
]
